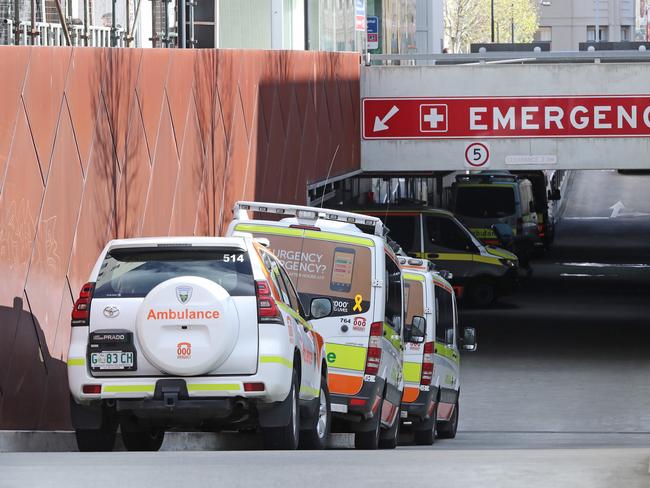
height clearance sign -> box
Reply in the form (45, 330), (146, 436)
(362, 96), (650, 139)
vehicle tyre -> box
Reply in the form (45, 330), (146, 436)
(262, 370), (300, 450)
(354, 399), (382, 450)
(467, 279), (496, 307)
(437, 397), (459, 439)
(120, 418), (165, 452)
(300, 377), (331, 449)
(378, 404), (399, 449)
(414, 401), (438, 446)
(75, 410), (117, 452)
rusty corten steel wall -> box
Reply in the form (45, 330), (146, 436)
(0, 46), (360, 429)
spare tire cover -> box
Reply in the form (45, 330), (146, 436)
(136, 276), (239, 376)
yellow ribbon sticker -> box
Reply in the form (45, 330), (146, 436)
(353, 294), (363, 312)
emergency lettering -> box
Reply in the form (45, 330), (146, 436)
(363, 96), (650, 139)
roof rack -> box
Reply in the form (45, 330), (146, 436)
(233, 201), (385, 237)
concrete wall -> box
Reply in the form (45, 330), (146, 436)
(0, 46), (359, 429)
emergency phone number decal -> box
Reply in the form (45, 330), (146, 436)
(362, 96), (650, 139)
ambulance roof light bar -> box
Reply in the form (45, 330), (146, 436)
(233, 201), (385, 237)
(398, 257), (436, 272)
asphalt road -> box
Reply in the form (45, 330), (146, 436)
(2, 170), (650, 488)
(1, 449), (649, 488)
(460, 170), (650, 438)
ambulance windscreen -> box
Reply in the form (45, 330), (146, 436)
(455, 186), (515, 218)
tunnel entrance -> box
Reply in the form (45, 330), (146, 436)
(313, 168), (650, 448)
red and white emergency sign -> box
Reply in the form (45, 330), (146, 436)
(362, 96), (650, 140)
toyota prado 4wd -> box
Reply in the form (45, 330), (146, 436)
(399, 258), (476, 445)
(227, 202), (404, 450)
(67, 236), (332, 452)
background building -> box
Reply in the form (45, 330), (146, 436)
(415, 0), (444, 54)
(193, 0), (418, 52)
(535, 0), (641, 50)
(0, 0), (432, 53)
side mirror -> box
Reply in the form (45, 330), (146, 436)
(404, 318), (425, 344)
(461, 326), (477, 352)
(548, 189), (561, 201)
(310, 298), (333, 320)
(491, 223), (513, 246)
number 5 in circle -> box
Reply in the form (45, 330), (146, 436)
(465, 143), (490, 168)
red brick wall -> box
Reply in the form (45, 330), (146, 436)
(0, 46), (359, 429)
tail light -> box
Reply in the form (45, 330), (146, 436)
(71, 282), (95, 326)
(255, 280), (283, 324)
(537, 223), (545, 238)
(244, 382), (265, 392)
(516, 218), (523, 236)
(82, 384), (101, 394)
(364, 322), (383, 375)
(420, 341), (435, 386)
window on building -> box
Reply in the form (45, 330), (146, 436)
(587, 25), (608, 42)
(218, 0), (272, 48)
(534, 26), (552, 42)
(621, 25), (631, 41)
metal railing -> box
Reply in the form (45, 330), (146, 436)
(366, 49), (650, 66)
(2, 19), (125, 46)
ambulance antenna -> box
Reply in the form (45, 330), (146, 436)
(383, 178), (392, 234)
(320, 145), (340, 209)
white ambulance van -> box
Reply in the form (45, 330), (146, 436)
(399, 258), (477, 443)
(227, 202), (404, 449)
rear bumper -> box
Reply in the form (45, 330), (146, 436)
(400, 387), (436, 423)
(68, 326), (294, 404)
(329, 376), (384, 422)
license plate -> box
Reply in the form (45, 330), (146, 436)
(331, 403), (348, 413)
(90, 351), (135, 370)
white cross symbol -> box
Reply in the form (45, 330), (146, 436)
(423, 107), (445, 129)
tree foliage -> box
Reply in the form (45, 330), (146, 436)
(445, 0), (539, 53)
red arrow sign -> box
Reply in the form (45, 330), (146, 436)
(362, 96), (650, 140)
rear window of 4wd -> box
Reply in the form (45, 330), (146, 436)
(94, 248), (255, 298)
(455, 186), (516, 218)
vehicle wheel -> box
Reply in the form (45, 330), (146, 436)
(354, 399), (382, 450)
(378, 405), (399, 449)
(120, 418), (165, 452)
(75, 411), (117, 452)
(262, 370), (300, 450)
(414, 401), (438, 446)
(468, 279), (496, 307)
(300, 377), (331, 449)
(437, 398), (459, 439)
